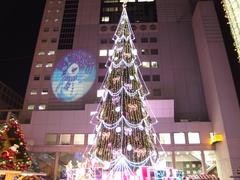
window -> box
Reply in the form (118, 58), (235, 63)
(143, 75), (151, 81)
(100, 39), (108, 44)
(142, 61), (150, 68)
(46, 134), (58, 145)
(188, 132), (200, 144)
(153, 89), (161, 96)
(73, 134), (85, 145)
(174, 132), (186, 144)
(43, 27), (49, 32)
(98, 76), (105, 82)
(53, 27), (59, 32)
(151, 49), (158, 55)
(88, 134), (96, 145)
(30, 90), (37, 95)
(54, 18), (59, 22)
(46, 63), (53, 68)
(150, 37), (157, 43)
(41, 39), (47, 43)
(27, 105), (35, 110)
(97, 89), (105, 97)
(99, 63), (106, 69)
(60, 134), (71, 145)
(41, 89), (48, 95)
(48, 51), (55, 56)
(44, 75), (51, 81)
(51, 38), (57, 43)
(108, 49), (114, 56)
(140, 25), (147, 31)
(141, 37), (148, 43)
(38, 104), (46, 110)
(133, 49), (138, 55)
(141, 49), (149, 55)
(151, 61), (159, 68)
(35, 63), (43, 68)
(99, 49), (108, 56)
(33, 76), (40, 81)
(101, 16), (110, 22)
(159, 133), (171, 144)
(152, 75), (160, 81)
(38, 52), (45, 56)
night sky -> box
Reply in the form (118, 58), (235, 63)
(0, 1), (46, 97)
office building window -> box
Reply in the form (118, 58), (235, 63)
(151, 61), (159, 68)
(38, 104), (46, 110)
(159, 133), (171, 144)
(44, 75), (51, 81)
(142, 61), (150, 68)
(27, 105), (35, 110)
(188, 132), (200, 144)
(60, 134), (71, 145)
(153, 89), (161, 96)
(99, 63), (106, 69)
(38, 52), (45, 56)
(88, 134), (96, 145)
(152, 75), (160, 81)
(174, 133), (186, 144)
(73, 134), (85, 145)
(48, 51), (55, 56)
(33, 76), (40, 81)
(141, 49), (149, 55)
(46, 63), (53, 68)
(30, 90), (38, 95)
(53, 27), (59, 32)
(108, 49), (114, 56)
(43, 27), (49, 32)
(143, 75), (151, 81)
(141, 37), (148, 43)
(41, 89), (48, 95)
(41, 39), (47, 43)
(99, 49), (108, 56)
(35, 63), (43, 68)
(51, 38), (57, 43)
(101, 16), (110, 22)
(98, 76), (105, 82)
(46, 134), (58, 145)
(151, 49), (158, 55)
(100, 39), (108, 44)
(150, 37), (157, 43)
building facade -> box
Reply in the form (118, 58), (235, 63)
(20, 0), (240, 180)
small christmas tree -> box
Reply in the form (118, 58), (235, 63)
(88, 0), (159, 176)
(0, 117), (32, 171)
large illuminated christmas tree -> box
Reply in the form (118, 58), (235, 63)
(88, 0), (159, 175)
(0, 117), (32, 171)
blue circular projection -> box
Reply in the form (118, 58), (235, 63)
(51, 50), (96, 102)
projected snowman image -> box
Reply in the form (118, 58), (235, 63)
(52, 50), (96, 102)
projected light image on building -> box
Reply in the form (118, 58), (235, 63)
(51, 50), (96, 102)
(222, 0), (240, 62)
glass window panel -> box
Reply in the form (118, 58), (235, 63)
(159, 133), (171, 144)
(151, 61), (159, 68)
(88, 134), (96, 145)
(99, 49), (108, 56)
(204, 151), (218, 176)
(73, 134), (85, 145)
(142, 61), (150, 68)
(60, 134), (71, 145)
(27, 105), (35, 110)
(38, 104), (46, 110)
(174, 132), (186, 144)
(46, 134), (58, 145)
(158, 151), (173, 168)
(30, 90), (37, 95)
(188, 132), (200, 144)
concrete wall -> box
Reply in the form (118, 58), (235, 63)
(192, 1), (240, 179)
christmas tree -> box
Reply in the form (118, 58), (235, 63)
(88, 0), (159, 175)
(0, 117), (32, 171)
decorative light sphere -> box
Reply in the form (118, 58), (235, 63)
(116, 127), (122, 133)
(127, 144), (132, 151)
(138, 125), (144, 131)
(115, 106), (121, 112)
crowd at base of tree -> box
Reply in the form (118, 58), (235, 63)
(0, 119), (32, 171)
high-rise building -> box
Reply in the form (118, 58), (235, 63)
(19, 0), (240, 180)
